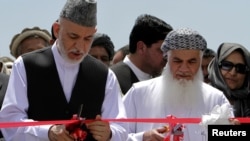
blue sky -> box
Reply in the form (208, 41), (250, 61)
(0, 0), (249, 59)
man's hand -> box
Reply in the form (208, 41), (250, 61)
(86, 115), (112, 141)
(143, 126), (166, 141)
(229, 118), (241, 125)
(48, 124), (75, 141)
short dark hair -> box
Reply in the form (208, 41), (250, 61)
(203, 48), (216, 58)
(129, 14), (173, 53)
(91, 33), (115, 60)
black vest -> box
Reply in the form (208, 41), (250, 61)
(110, 62), (139, 94)
(22, 48), (108, 140)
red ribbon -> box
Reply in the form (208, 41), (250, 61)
(0, 117), (250, 128)
(0, 117), (249, 141)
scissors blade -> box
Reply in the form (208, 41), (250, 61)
(77, 104), (83, 118)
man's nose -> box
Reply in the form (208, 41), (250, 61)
(179, 63), (190, 72)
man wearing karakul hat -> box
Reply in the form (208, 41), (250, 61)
(0, 0), (127, 141)
(123, 27), (235, 141)
(9, 26), (52, 58)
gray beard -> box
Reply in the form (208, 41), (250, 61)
(57, 42), (87, 64)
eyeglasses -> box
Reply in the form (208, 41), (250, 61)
(219, 61), (249, 74)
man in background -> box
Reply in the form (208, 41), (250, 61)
(202, 48), (216, 83)
(112, 44), (129, 65)
(111, 14), (173, 94)
(9, 26), (51, 59)
(0, 71), (9, 140)
(89, 33), (115, 67)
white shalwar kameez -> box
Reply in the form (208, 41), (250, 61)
(123, 76), (233, 141)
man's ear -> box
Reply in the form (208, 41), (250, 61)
(53, 21), (60, 39)
(136, 41), (147, 54)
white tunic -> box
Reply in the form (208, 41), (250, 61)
(0, 44), (128, 141)
(123, 76), (232, 141)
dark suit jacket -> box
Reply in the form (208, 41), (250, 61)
(110, 62), (139, 94)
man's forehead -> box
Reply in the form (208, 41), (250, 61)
(170, 49), (201, 59)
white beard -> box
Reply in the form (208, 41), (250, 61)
(151, 63), (205, 117)
(57, 42), (87, 64)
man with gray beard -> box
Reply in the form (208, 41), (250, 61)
(123, 27), (233, 141)
(0, 0), (127, 141)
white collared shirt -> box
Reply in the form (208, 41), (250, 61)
(123, 56), (151, 81)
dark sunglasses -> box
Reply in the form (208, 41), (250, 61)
(219, 61), (249, 74)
